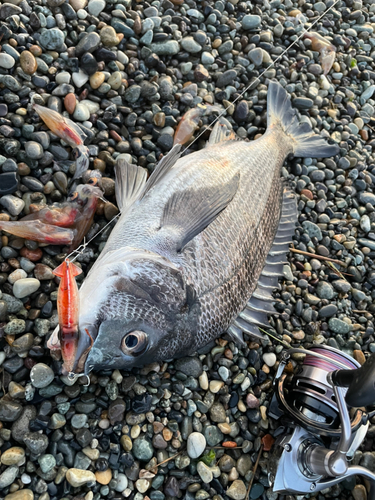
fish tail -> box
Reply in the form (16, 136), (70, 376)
(267, 81), (340, 158)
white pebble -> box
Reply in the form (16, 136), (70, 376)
(73, 102), (90, 121)
(13, 278), (41, 299)
(187, 432), (206, 459)
(88, 0), (105, 16)
(114, 473), (128, 492)
(77, 8), (88, 18)
(263, 352), (277, 367)
(0, 53), (15, 69)
(72, 69), (89, 88)
(55, 71), (71, 84)
(21, 473), (32, 484)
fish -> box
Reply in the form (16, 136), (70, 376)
(55, 81), (339, 374)
(0, 184), (103, 250)
(173, 104), (223, 146)
(304, 32), (336, 75)
(33, 104), (90, 180)
(53, 259), (82, 375)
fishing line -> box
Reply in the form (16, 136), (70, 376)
(182, 0), (340, 153)
(65, 0), (339, 262)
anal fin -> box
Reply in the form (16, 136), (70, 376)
(227, 187), (297, 343)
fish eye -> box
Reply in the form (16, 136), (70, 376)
(121, 330), (148, 356)
(69, 191), (78, 201)
(88, 177), (98, 186)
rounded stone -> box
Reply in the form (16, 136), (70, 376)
(187, 432), (206, 459)
(20, 51), (37, 75)
(0, 53), (15, 69)
(4, 490), (34, 500)
(25, 141), (44, 160)
(66, 468), (96, 487)
(132, 437), (154, 461)
(1, 447), (25, 466)
(30, 363), (54, 388)
(13, 278), (40, 299)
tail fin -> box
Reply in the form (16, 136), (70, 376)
(267, 81), (339, 158)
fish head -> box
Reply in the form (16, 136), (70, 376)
(76, 250), (200, 373)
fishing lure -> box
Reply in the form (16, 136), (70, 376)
(0, 184), (103, 251)
(53, 259), (82, 375)
(304, 32), (336, 76)
(33, 104), (89, 180)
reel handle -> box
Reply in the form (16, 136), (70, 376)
(332, 352), (375, 408)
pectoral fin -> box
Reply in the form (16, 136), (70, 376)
(115, 160), (148, 212)
(160, 173), (240, 252)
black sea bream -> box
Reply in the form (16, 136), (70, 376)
(65, 81), (339, 373)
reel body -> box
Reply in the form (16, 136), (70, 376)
(268, 345), (375, 496)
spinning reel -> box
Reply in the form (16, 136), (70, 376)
(268, 345), (375, 497)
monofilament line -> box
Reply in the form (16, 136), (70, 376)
(65, 0), (340, 262)
(183, 0), (340, 153)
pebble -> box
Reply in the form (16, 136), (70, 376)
(197, 461), (213, 483)
(263, 352), (277, 367)
(30, 363), (54, 388)
(66, 469), (96, 487)
(242, 15), (261, 30)
(4, 491), (34, 500)
(20, 51), (37, 75)
(0, 53), (15, 69)
(187, 432), (206, 458)
(0, 172), (18, 195)
(0, 195), (25, 216)
(1, 447), (25, 465)
(226, 480), (247, 500)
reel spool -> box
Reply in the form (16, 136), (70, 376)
(272, 345), (363, 437)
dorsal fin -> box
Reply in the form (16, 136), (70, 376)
(115, 160), (148, 212)
(141, 144), (182, 198)
(227, 188), (297, 343)
(53, 260), (82, 278)
(207, 118), (237, 146)
(159, 173), (240, 252)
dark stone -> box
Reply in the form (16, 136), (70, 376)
(0, 172), (18, 195)
(80, 52), (98, 75)
(164, 477), (180, 497)
(132, 394), (152, 414)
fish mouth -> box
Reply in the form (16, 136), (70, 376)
(85, 348), (123, 373)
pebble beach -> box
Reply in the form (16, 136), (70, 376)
(0, 0), (375, 500)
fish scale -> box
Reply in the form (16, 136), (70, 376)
(69, 82), (340, 373)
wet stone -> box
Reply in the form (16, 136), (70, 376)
(24, 432), (49, 455)
(132, 437), (154, 461)
(0, 195), (25, 216)
(30, 363), (54, 388)
(0, 401), (23, 422)
(0, 172), (18, 195)
(0, 466), (19, 489)
(174, 357), (203, 377)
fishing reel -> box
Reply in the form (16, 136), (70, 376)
(268, 345), (375, 497)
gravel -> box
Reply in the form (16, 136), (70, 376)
(0, 0), (375, 499)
